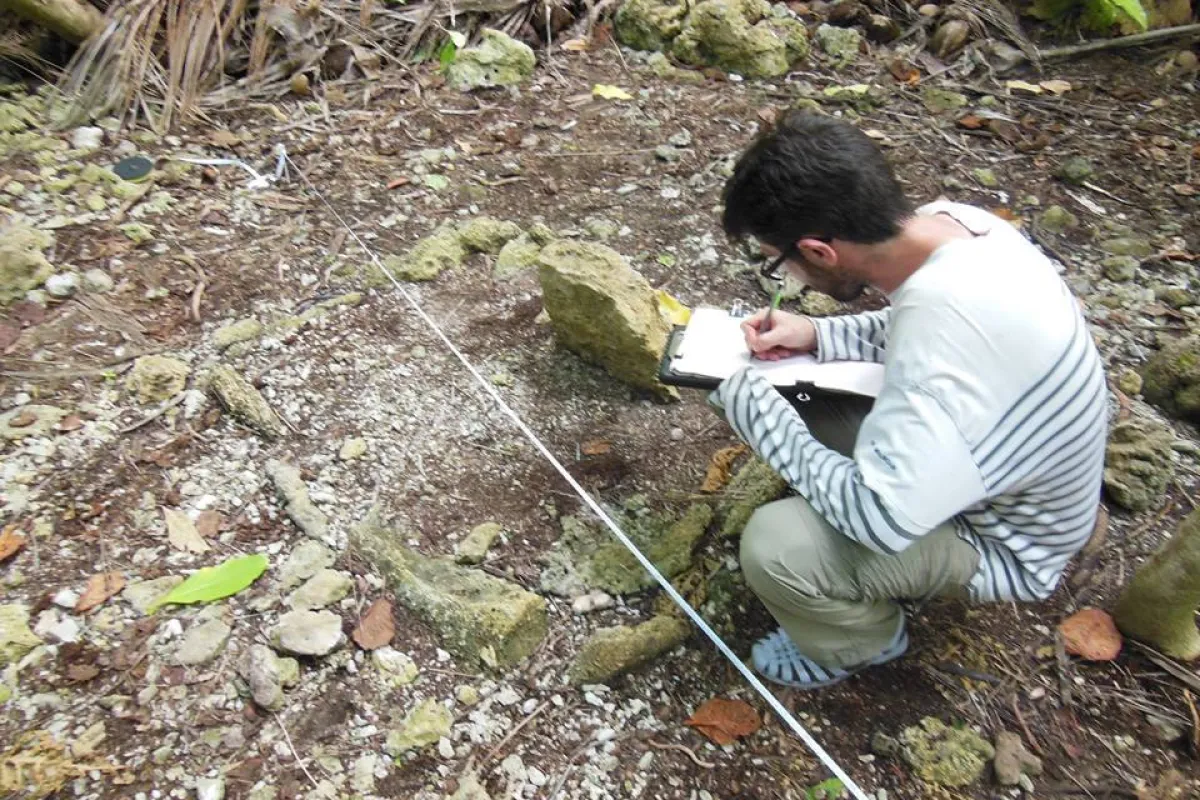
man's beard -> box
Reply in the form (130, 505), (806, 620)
(800, 262), (867, 302)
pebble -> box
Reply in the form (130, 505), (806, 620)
(660, 187), (681, 200)
(71, 126), (104, 150)
(34, 610), (80, 643)
(271, 609), (344, 656)
(338, 438), (368, 461)
(52, 589), (80, 609)
(668, 130), (693, 148)
(437, 737), (455, 758)
(82, 268), (115, 293)
(1028, 686), (1046, 700)
(176, 619), (232, 666)
(669, 427), (684, 441)
(45, 272), (81, 298)
(195, 777), (225, 800)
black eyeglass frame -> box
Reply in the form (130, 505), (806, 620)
(758, 237), (832, 281)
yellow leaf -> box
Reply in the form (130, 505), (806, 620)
(561, 38), (590, 52)
(655, 290), (691, 326)
(1005, 80), (1043, 95)
(593, 84), (633, 101)
(1039, 79), (1072, 95)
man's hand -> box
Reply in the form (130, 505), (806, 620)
(741, 309), (818, 361)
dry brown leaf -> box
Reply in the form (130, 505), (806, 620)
(1005, 79), (1043, 95)
(888, 59), (920, 85)
(67, 663), (100, 683)
(352, 599), (395, 650)
(757, 106), (779, 125)
(1039, 79), (1072, 95)
(956, 114), (984, 130)
(386, 176), (410, 190)
(1058, 608), (1122, 661)
(75, 572), (127, 613)
(0, 525), (26, 562)
(581, 439), (612, 456)
(561, 37), (590, 52)
(194, 510), (223, 539)
(1172, 184), (1196, 197)
(685, 697), (761, 745)
(208, 130), (241, 148)
(55, 414), (84, 432)
(163, 508), (211, 554)
(700, 445), (748, 493)
(9, 410), (36, 428)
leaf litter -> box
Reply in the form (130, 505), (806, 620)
(685, 697), (762, 746)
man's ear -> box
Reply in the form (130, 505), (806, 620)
(797, 237), (837, 267)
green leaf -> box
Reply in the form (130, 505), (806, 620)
(1094, 0), (1147, 30)
(805, 778), (845, 800)
(149, 553), (268, 613)
(438, 40), (458, 69)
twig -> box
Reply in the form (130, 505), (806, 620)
(1055, 630), (1074, 707)
(189, 280), (206, 322)
(119, 392), (186, 434)
(1080, 181), (1135, 207)
(480, 700), (551, 768)
(273, 711), (320, 789)
(647, 740), (716, 768)
(933, 661), (1003, 684)
(1036, 23), (1200, 61)
(1186, 689), (1200, 755)
(1010, 694), (1043, 755)
(1129, 641), (1200, 694)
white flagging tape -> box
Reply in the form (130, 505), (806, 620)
(281, 149), (872, 800)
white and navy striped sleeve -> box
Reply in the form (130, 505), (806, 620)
(712, 366), (988, 555)
(810, 308), (891, 363)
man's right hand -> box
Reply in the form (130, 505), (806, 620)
(740, 309), (818, 361)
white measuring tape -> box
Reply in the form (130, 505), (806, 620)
(273, 147), (872, 800)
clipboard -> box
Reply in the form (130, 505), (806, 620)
(657, 306), (884, 399)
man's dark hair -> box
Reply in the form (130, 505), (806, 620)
(721, 110), (912, 248)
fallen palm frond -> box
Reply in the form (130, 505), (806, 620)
(47, 0), (579, 133)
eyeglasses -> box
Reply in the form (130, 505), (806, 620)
(760, 248), (794, 281)
(759, 238), (830, 281)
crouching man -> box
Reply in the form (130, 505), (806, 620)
(709, 110), (1109, 690)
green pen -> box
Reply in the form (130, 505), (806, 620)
(761, 286), (783, 334)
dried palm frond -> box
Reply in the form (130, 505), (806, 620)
(51, 0), (588, 132)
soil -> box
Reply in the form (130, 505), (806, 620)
(2, 21), (1199, 800)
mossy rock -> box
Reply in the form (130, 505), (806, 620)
(717, 457), (788, 538)
(670, 0), (801, 79)
(0, 220), (53, 307)
(458, 217), (523, 254)
(541, 502), (713, 596)
(1103, 418), (1175, 512)
(445, 29), (536, 91)
(873, 717), (994, 787)
(377, 223), (467, 284)
(353, 511), (548, 670)
(567, 615), (691, 684)
(614, 0), (690, 51)
(1142, 336), (1200, 422)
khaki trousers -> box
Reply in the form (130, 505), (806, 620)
(738, 394), (981, 670)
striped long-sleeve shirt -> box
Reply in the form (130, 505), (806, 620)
(713, 201), (1109, 604)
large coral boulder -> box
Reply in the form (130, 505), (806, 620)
(614, 0), (691, 51)
(537, 241), (675, 399)
(353, 512), (548, 670)
(671, 0), (808, 78)
(445, 29), (536, 91)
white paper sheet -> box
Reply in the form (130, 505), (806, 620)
(669, 307), (885, 397)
